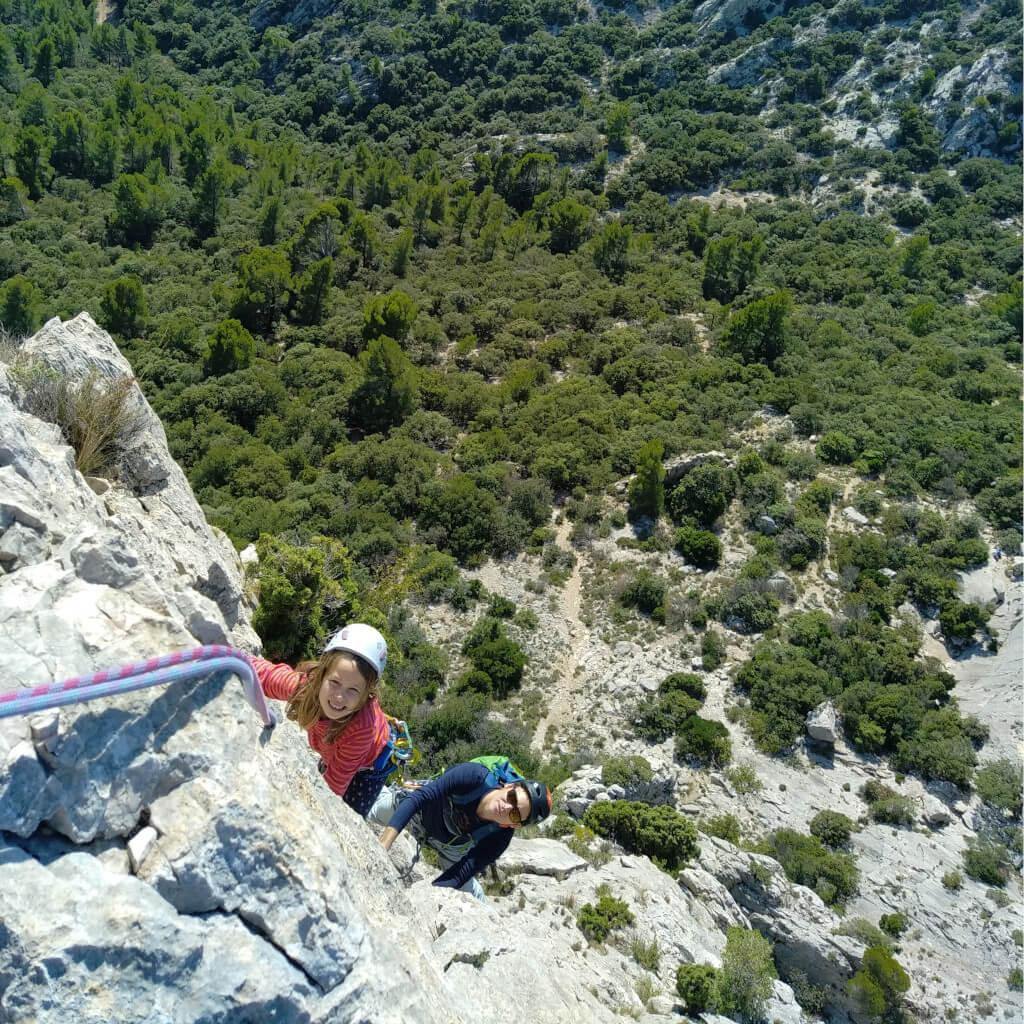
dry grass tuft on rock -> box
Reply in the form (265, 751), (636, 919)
(13, 362), (145, 478)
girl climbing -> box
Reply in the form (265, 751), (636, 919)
(250, 623), (401, 816)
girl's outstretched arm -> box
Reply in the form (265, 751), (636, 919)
(248, 656), (302, 701)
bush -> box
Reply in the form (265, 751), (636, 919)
(939, 598), (991, 643)
(718, 927), (777, 1021)
(879, 912), (907, 937)
(674, 525), (722, 568)
(661, 672), (707, 701)
(817, 429), (858, 464)
(675, 963), (720, 1015)
(809, 810), (857, 848)
(632, 690), (700, 741)
(726, 763), (763, 794)
(700, 813), (741, 844)
(486, 595), (517, 619)
(584, 800), (699, 872)
(619, 568), (667, 616)
(602, 755), (653, 789)
(759, 829), (859, 908)
(847, 946), (910, 1021)
(1008, 968), (1023, 991)
(941, 870), (962, 890)
(869, 796), (917, 826)
(975, 759), (1023, 818)
(577, 890), (634, 943)
(252, 534), (360, 663)
(701, 628), (726, 670)
(721, 588), (780, 633)
(963, 838), (1010, 887)
(674, 716), (732, 768)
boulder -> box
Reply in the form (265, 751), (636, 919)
(805, 701), (841, 744)
(842, 507), (870, 526)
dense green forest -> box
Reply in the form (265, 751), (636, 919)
(1, 0), (1021, 793)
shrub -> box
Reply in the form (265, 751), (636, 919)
(941, 870), (962, 890)
(700, 813), (741, 844)
(253, 534), (360, 663)
(721, 587), (780, 633)
(726, 763), (763, 794)
(1008, 968), (1023, 991)
(938, 598), (991, 643)
(718, 927), (777, 1021)
(602, 755), (653, 789)
(661, 672), (707, 701)
(879, 912), (907, 937)
(963, 838), (1010, 887)
(701, 628), (726, 670)
(809, 810), (857, 848)
(619, 568), (667, 616)
(674, 525), (722, 568)
(576, 891), (634, 943)
(975, 759), (1023, 818)
(632, 691), (700, 741)
(629, 936), (661, 972)
(583, 800), (699, 872)
(869, 797), (917, 826)
(667, 461), (735, 527)
(676, 963), (720, 1015)
(14, 364), (145, 478)
(759, 829), (859, 908)
(674, 716), (732, 768)
(817, 429), (858, 464)
(486, 595), (517, 619)
(847, 946), (910, 1020)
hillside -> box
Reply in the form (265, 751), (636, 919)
(0, 0), (1021, 1021)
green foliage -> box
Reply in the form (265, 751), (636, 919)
(628, 438), (665, 519)
(601, 755), (653, 789)
(633, 690), (701, 742)
(1, 276), (41, 337)
(362, 291), (418, 344)
(700, 812), (741, 844)
(674, 715), (732, 768)
(701, 629), (726, 671)
(667, 462), (735, 528)
(202, 319), (256, 377)
(938, 598), (991, 643)
(584, 800), (700, 872)
(674, 525), (721, 568)
(100, 277), (147, 337)
(718, 927), (777, 1022)
(941, 870), (962, 890)
(720, 290), (790, 366)
(809, 810), (857, 848)
(962, 838), (1010, 887)
(675, 964), (720, 1015)
(878, 912), (907, 937)
(252, 534), (359, 663)
(352, 335), (418, 434)
(974, 760), (1023, 818)
(861, 782), (917, 826)
(576, 891), (635, 943)
(758, 828), (859, 908)
(461, 615), (527, 698)
(847, 946), (910, 1022)
(619, 568), (666, 617)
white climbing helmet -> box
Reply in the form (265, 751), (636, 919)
(324, 623), (388, 677)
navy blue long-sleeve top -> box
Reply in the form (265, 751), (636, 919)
(387, 762), (514, 889)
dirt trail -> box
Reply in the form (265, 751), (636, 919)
(530, 519), (586, 751)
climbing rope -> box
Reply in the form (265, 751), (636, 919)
(0, 645), (277, 727)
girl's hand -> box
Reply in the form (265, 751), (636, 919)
(380, 826), (398, 851)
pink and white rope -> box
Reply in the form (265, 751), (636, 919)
(0, 646), (277, 726)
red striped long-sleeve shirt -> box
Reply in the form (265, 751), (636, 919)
(250, 657), (390, 797)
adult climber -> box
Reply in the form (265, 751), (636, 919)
(370, 761), (552, 900)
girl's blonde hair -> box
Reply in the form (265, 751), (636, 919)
(286, 650), (380, 744)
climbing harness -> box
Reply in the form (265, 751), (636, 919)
(0, 646), (277, 727)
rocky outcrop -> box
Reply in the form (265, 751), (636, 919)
(0, 317), (814, 1024)
(559, 763), (676, 818)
